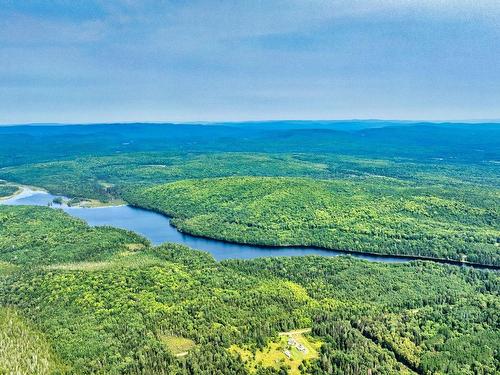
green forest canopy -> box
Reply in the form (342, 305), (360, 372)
(0, 122), (499, 373)
(0, 205), (499, 374)
(1, 151), (498, 266)
(0, 123), (498, 267)
(125, 176), (499, 266)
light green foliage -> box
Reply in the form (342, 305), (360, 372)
(161, 335), (196, 356)
(0, 307), (65, 374)
(2, 149), (498, 265)
(231, 257), (500, 374)
(0, 153), (332, 200)
(2, 151), (499, 200)
(0, 205), (149, 266)
(0, 261), (18, 281)
(127, 176), (500, 266)
(0, 124), (499, 373)
(0, 208), (498, 374)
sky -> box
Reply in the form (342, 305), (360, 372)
(1, 0), (500, 123)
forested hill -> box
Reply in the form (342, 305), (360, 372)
(0, 121), (498, 166)
(0, 122), (499, 372)
(1, 121), (498, 266)
(125, 176), (500, 266)
(1, 205), (499, 374)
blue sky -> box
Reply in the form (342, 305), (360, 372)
(1, 0), (499, 123)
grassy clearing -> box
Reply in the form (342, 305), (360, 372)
(160, 335), (196, 356)
(70, 198), (127, 208)
(125, 243), (147, 251)
(44, 251), (162, 271)
(0, 307), (64, 374)
(98, 181), (115, 189)
(45, 261), (113, 271)
(230, 329), (321, 374)
(0, 260), (18, 276)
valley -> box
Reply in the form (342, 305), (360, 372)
(0, 122), (498, 374)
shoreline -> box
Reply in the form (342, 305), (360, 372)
(172, 222), (500, 270)
(129, 203), (500, 270)
(2, 183), (498, 271)
(0, 185), (45, 202)
(0, 184), (126, 208)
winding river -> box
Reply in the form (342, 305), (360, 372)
(1, 187), (413, 263)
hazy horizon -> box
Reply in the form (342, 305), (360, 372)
(2, 118), (500, 127)
(2, 1), (499, 123)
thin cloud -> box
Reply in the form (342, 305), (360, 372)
(0, 0), (499, 123)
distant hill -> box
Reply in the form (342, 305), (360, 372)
(0, 121), (498, 167)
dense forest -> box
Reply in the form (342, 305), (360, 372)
(0, 206), (148, 266)
(0, 122), (498, 167)
(0, 205), (498, 374)
(1, 151), (498, 201)
(125, 176), (499, 266)
(0, 122), (499, 373)
(0, 124), (498, 266)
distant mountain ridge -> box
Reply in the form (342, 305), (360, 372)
(0, 121), (498, 167)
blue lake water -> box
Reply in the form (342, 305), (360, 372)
(1, 188), (408, 263)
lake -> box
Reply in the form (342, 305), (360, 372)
(1, 188), (409, 262)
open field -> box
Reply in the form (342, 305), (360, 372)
(230, 329), (322, 374)
(2, 0), (500, 370)
(161, 335), (196, 357)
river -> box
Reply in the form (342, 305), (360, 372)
(0, 187), (418, 263)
